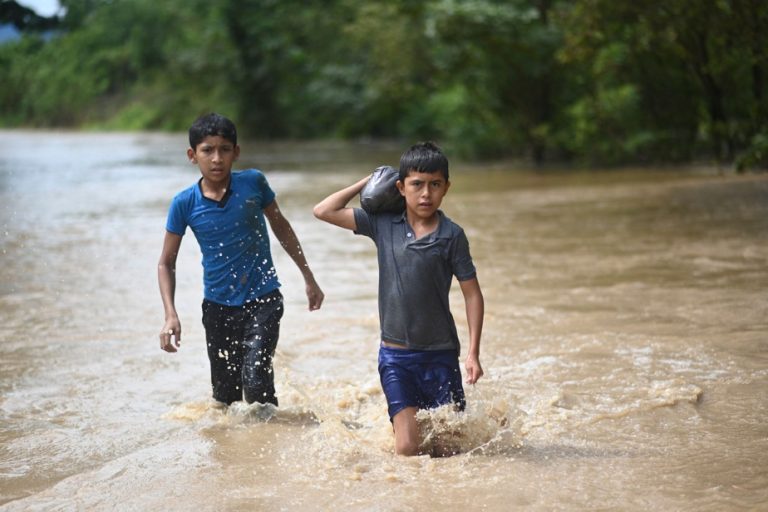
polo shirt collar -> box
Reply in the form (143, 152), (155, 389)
(394, 210), (451, 240)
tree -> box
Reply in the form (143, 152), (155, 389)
(0, 0), (59, 31)
(559, 0), (768, 165)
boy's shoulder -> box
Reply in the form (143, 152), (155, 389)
(172, 181), (198, 203)
(436, 211), (466, 238)
(231, 168), (270, 188)
(232, 168), (263, 178)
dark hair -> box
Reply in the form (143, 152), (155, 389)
(188, 113), (237, 149)
(399, 141), (449, 181)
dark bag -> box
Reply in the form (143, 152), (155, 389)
(360, 165), (405, 214)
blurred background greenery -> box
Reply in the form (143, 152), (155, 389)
(1, 0), (766, 169)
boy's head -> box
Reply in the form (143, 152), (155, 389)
(399, 141), (449, 181)
(396, 142), (451, 219)
(189, 113), (237, 150)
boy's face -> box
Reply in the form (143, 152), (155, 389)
(396, 170), (450, 220)
(187, 135), (240, 184)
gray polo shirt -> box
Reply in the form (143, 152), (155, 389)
(353, 208), (477, 352)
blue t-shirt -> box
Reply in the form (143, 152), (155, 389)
(353, 208), (477, 352)
(166, 169), (280, 306)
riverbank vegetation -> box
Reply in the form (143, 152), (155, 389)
(1, 0), (766, 168)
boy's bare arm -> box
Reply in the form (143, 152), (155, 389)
(312, 175), (371, 230)
(264, 200), (324, 311)
(459, 277), (484, 384)
(158, 231), (183, 352)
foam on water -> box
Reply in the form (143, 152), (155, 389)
(165, 400), (320, 427)
(416, 400), (525, 457)
(162, 359), (705, 465)
(163, 376), (527, 463)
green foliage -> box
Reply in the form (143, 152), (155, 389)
(559, 0), (767, 165)
(0, 0), (766, 166)
(425, 0), (566, 160)
(424, 83), (514, 158)
(0, 0), (60, 31)
(737, 131), (768, 171)
(564, 84), (646, 164)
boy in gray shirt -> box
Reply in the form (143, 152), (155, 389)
(314, 142), (484, 456)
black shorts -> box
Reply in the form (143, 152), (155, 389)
(201, 289), (284, 405)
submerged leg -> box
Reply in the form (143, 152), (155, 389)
(241, 291), (284, 406)
(392, 406), (421, 456)
(202, 300), (245, 405)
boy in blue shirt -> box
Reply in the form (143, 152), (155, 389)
(313, 142), (484, 456)
(158, 113), (324, 407)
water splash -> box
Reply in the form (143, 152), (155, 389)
(417, 399), (525, 457)
(163, 400), (319, 428)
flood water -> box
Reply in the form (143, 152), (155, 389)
(1, 130), (766, 511)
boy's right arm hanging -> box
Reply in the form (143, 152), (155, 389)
(158, 231), (183, 352)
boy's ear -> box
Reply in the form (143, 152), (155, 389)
(396, 179), (405, 196)
(187, 147), (196, 163)
(234, 144), (240, 161)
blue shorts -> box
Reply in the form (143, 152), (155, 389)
(378, 346), (466, 420)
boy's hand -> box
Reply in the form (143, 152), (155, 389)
(160, 318), (182, 352)
(305, 278), (324, 311)
(464, 353), (484, 384)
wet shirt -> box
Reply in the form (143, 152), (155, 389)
(166, 169), (280, 306)
(353, 208), (476, 352)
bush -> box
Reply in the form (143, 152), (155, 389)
(736, 131), (768, 172)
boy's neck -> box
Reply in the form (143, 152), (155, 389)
(200, 176), (231, 201)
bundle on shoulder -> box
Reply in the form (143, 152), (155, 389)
(360, 165), (405, 214)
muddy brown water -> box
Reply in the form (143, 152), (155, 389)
(1, 131), (766, 511)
